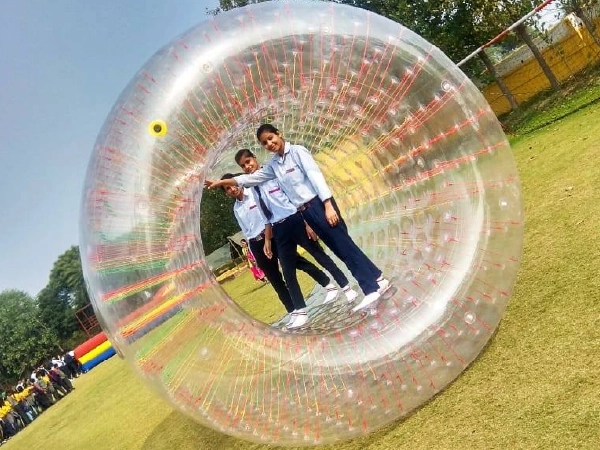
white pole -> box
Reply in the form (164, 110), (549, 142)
(457, 0), (559, 67)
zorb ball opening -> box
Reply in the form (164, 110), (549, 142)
(80, 1), (524, 446)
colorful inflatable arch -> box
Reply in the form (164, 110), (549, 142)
(74, 332), (116, 372)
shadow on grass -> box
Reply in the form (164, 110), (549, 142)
(141, 411), (243, 449)
(244, 281), (271, 294)
(141, 409), (401, 450)
(516, 95), (600, 136)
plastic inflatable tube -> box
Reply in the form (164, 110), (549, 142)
(79, 1), (524, 446)
(74, 332), (108, 360)
(81, 347), (117, 372)
(79, 340), (113, 365)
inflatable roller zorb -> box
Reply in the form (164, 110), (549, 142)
(79, 1), (524, 446)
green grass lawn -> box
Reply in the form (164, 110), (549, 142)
(6, 102), (600, 449)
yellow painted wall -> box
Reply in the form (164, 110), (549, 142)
(483, 19), (600, 116)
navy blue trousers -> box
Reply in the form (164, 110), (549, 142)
(249, 235), (330, 313)
(273, 211), (350, 310)
(300, 197), (381, 295)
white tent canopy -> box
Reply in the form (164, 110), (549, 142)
(206, 231), (244, 270)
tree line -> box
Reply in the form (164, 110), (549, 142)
(0, 189), (239, 387)
(0, 246), (89, 386)
(210, 0), (600, 112)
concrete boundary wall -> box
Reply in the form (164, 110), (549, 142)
(483, 10), (600, 116)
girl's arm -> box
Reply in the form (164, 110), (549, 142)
(204, 178), (238, 189)
(293, 145), (333, 202)
(235, 164), (277, 187)
(263, 224), (274, 259)
(294, 145), (339, 226)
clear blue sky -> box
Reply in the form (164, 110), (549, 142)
(0, 0), (218, 296)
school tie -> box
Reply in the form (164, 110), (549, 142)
(253, 186), (273, 220)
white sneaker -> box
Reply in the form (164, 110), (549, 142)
(288, 311), (308, 328)
(343, 286), (359, 302)
(377, 278), (390, 294)
(277, 312), (292, 325)
(352, 292), (380, 312)
(323, 284), (340, 304)
(286, 311), (297, 325)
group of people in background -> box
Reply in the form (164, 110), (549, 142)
(205, 124), (390, 329)
(0, 352), (82, 444)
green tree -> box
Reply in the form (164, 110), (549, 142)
(200, 187), (240, 254)
(214, 0), (536, 61)
(208, 0), (250, 15)
(514, 21), (561, 91)
(0, 290), (58, 384)
(215, 0), (564, 107)
(37, 283), (79, 343)
(37, 246), (89, 345)
(48, 246), (90, 310)
(350, 0), (550, 106)
(561, 0), (600, 48)
(214, 0), (540, 108)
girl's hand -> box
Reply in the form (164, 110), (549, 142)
(204, 179), (220, 189)
(324, 201), (339, 227)
(305, 222), (319, 241)
(263, 239), (273, 259)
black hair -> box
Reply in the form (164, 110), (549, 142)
(234, 148), (255, 164)
(219, 172), (245, 191)
(220, 173), (236, 191)
(256, 123), (279, 141)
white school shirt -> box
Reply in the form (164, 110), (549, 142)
(232, 189), (270, 240)
(255, 178), (298, 223)
(51, 358), (64, 368)
(235, 142), (332, 207)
